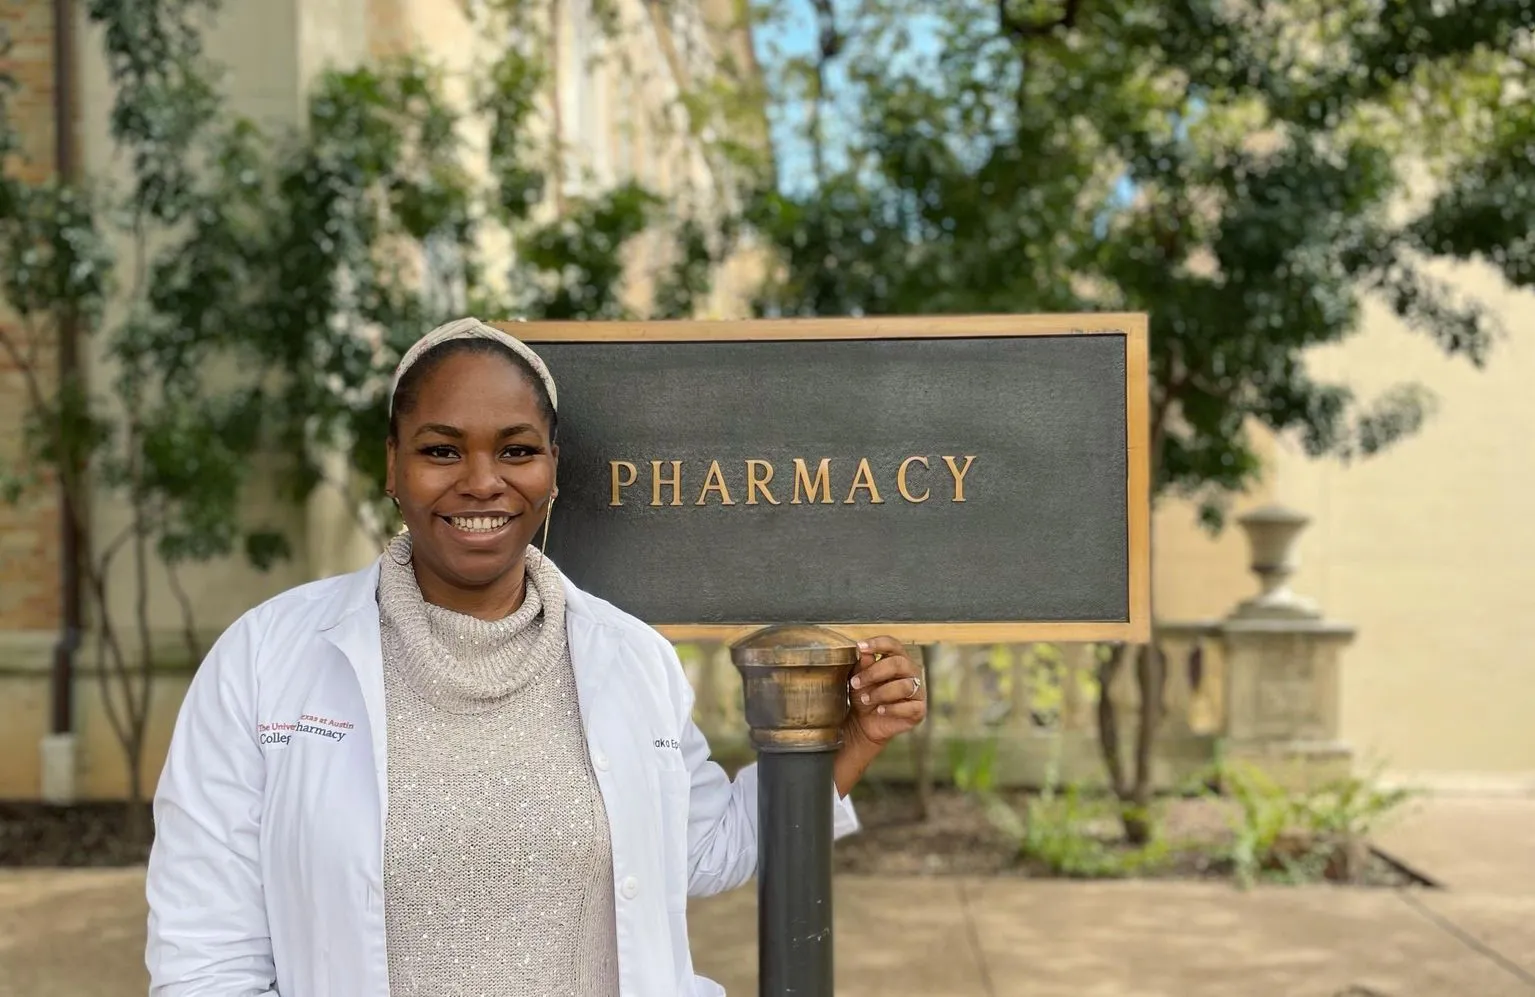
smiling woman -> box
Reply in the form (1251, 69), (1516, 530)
(385, 326), (562, 616)
(143, 316), (927, 997)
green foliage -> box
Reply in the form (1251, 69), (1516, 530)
(744, 0), (1532, 851)
(0, 0), (269, 811)
(968, 763), (1414, 885)
(1218, 762), (1414, 888)
(968, 715), (1172, 878)
(653, 216), (732, 320)
(747, 0), (1534, 526)
(11, 0), (723, 556)
(520, 181), (660, 319)
(999, 785), (1173, 879)
(0, 1), (727, 805)
(946, 735), (999, 794)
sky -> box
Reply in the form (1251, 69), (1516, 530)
(748, 0), (943, 195)
(747, 1), (1143, 228)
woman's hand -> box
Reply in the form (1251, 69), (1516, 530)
(832, 636), (926, 796)
(845, 636), (927, 748)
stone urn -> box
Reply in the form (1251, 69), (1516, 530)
(1234, 503), (1319, 620)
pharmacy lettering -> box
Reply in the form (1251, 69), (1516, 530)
(608, 456), (978, 507)
(257, 713), (355, 747)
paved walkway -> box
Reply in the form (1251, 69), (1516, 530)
(3, 870), (1532, 997)
(2, 797), (1532, 997)
(691, 878), (1535, 997)
(1374, 796), (1535, 893)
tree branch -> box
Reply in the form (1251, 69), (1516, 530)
(85, 545), (130, 765)
(1131, 642), (1165, 805)
(0, 319), (52, 421)
(1095, 643), (1129, 798)
(165, 561), (203, 667)
(809, 0), (844, 60)
(807, 0), (843, 186)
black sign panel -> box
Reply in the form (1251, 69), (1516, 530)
(514, 315), (1149, 643)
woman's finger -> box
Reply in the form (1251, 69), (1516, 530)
(856, 635), (907, 661)
(852, 673), (923, 709)
(871, 699), (927, 721)
(851, 652), (916, 691)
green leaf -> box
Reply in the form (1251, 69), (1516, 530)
(244, 530), (293, 572)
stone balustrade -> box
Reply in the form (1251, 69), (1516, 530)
(674, 502), (1354, 790)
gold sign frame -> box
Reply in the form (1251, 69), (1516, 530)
(503, 313), (1151, 645)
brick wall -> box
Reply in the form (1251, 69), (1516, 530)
(0, 0), (61, 633)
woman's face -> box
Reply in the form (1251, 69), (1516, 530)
(385, 349), (558, 595)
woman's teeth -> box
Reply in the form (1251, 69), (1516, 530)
(450, 515), (510, 533)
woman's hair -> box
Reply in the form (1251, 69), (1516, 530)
(387, 337), (559, 442)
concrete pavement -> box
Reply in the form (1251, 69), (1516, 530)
(3, 869), (1533, 997)
(688, 878), (1535, 997)
(3, 796), (1533, 996)
(1374, 796), (1535, 894)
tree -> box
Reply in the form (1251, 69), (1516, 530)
(0, 1), (278, 836)
(742, 0), (1534, 840)
(0, 0), (725, 834)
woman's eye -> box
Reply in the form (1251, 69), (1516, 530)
(422, 445), (458, 460)
(501, 446), (536, 460)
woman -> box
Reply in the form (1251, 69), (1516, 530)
(144, 317), (927, 997)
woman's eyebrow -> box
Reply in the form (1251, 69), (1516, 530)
(411, 423), (540, 439)
(412, 423), (463, 440)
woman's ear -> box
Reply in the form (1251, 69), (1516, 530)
(385, 437), (398, 497)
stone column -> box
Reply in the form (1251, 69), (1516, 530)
(1218, 504), (1355, 787)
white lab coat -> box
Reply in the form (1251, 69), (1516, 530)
(144, 558), (861, 997)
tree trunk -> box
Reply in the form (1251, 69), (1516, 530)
(1095, 641), (1167, 844)
(1123, 642), (1166, 845)
(1095, 644), (1129, 798)
(124, 744), (151, 851)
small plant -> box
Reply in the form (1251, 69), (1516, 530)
(1006, 785), (1172, 879)
(1220, 762), (1414, 887)
(974, 725), (1173, 879)
(946, 735), (999, 794)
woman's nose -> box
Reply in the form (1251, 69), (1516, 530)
(457, 453), (506, 498)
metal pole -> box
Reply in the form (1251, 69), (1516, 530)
(730, 624), (859, 997)
(49, 0), (81, 740)
(757, 751), (836, 996)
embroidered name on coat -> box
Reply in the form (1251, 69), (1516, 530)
(258, 713), (355, 746)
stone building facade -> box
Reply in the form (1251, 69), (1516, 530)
(0, 0), (765, 799)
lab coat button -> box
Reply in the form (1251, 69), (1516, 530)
(621, 876), (639, 899)
(594, 751), (610, 771)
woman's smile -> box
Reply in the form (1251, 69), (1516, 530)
(443, 513), (515, 534)
(436, 511), (521, 552)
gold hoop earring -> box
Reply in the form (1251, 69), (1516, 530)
(539, 493), (556, 554)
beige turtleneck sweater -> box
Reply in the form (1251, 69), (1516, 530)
(377, 534), (619, 997)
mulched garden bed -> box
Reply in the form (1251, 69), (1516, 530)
(834, 783), (1427, 888)
(0, 802), (153, 867)
(3, 785), (1426, 889)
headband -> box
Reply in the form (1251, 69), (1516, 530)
(389, 317), (559, 414)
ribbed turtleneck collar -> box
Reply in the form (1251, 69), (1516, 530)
(377, 533), (569, 714)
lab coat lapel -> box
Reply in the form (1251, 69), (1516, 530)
(318, 560), (390, 835)
(563, 580), (616, 733)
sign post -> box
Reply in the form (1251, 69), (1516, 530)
(730, 624), (858, 997)
(510, 313), (1151, 996)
